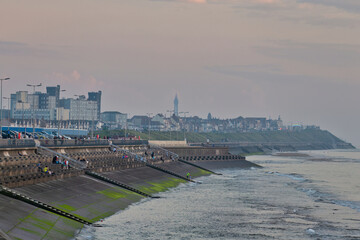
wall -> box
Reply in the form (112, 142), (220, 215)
(149, 140), (187, 147)
(165, 146), (229, 156)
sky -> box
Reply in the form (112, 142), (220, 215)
(1, 0), (360, 145)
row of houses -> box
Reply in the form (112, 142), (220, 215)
(100, 111), (285, 133)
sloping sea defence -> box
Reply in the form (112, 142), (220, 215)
(0, 160), (223, 240)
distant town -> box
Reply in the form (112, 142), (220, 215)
(0, 85), (320, 137)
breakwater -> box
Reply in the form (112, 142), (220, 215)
(0, 139), (254, 240)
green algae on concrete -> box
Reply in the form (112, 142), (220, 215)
(7, 209), (83, 240)
(48, 186), (143, 224)
(191, 169), (211, 178)
(96, 188), (136, 200)
(138, 177), (187, 194)
(57, 204), (77, 212)
(17, 227), (42, 237)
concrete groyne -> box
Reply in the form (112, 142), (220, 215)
(0, 139), (250, 240)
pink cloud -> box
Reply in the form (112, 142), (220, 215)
(254, 0), (281, 3)
(46, 70), (103, 94)
(188, 0), (207, 3)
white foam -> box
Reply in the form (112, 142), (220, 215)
(306, 228), (316, 235)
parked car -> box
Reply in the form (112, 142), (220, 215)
(41, 131), (55, 139)
(2, 130), (12, 139)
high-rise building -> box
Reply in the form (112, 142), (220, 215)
(88, 91), (102, 120)
(46, 85), (60, 107)
(60, 98), (98, 121)
(174, 94), (179, 117)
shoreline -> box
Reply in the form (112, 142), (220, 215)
(0, 158), (257, 240)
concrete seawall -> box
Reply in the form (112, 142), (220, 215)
(0, 141), (251, 240)
(0, 162), (212, 240)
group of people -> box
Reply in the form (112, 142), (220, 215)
(37, 162), (55, 175)
(52, 155), (70, 169)
(35, 155), (72, 176)
(145, 151), (156, 159)
(77, 157), (89, 166)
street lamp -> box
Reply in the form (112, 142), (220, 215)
(146, 113), (153, 140)
(74, 95), (82, 136)
(91, 106), (95, 138)
(17, 100), (26, 134)
(57, 89), (66, 136)
(167, 110), (174, 140)
(124, 113), (129, 139)
(179, 111), (189, 140)
(27, 83), (42, 136)
(0, 77), (10, 138)
(3, 97), (10, 129)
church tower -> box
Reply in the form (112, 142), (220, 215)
(174, 94), (179, 117)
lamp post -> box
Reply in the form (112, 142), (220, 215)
(146, 113), (153, 140)
(179, 111), (189, 140)
(17, 100), (25, 134)
(91, 107), (95, 139)
(167, 110), (174, 140)
(124, 113), (128, 139)
(74, 95), (82, 137)
(57, 89), (66, 136)
(0, 77), (10, 138)
(3, 97), (10, 127)
(60, 89), (66, 133)
(26, 83), (42, 136)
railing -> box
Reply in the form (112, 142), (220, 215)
(110, 144), (165, 163)
(0, 139), (36, 148)
(37, 145), (87, 169)
(38, 139), (110, 147)
(111, 140), (148, 146)
(189, 142), (321, 147)
(149, 144), (179, 160)
(0, 138), (149, 149)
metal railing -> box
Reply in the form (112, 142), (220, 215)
(38, 139), (110, 147)
(149, 144), (179, 160)
(0, 138), (148, 149)
(37, 145), (87, 169)
(0, 139), (36, 148)
(111, 139), (148, 146)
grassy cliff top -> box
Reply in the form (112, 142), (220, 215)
(96, 129), (348, 145)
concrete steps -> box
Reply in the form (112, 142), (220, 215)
(0, 185), (91, 225)
(146, 163), (194, 182)
(177, 159), (222, 175)
(85, 171), (156, 198)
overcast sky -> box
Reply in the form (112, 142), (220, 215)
(1, 0), (360, 145)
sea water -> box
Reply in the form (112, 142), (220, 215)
(77, 149), (360, 240)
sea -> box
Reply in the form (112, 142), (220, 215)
(76, 149), (360, 240)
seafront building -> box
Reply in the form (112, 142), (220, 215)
(7, 86), (101, 131)
(101, 111), (127, 130)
